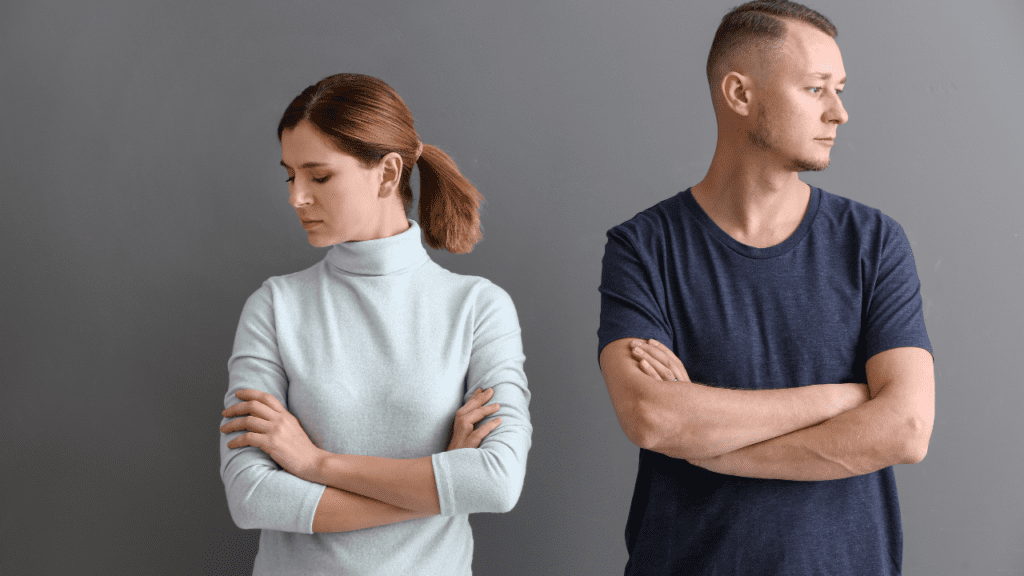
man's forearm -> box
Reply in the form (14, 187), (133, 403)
(633, 377), (868, 459)
(602, 339), (869, 460)
(310, 453), (441, 514)
(688, 393), (925, 480)
(312, 486), (432, 533)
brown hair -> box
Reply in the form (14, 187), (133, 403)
(706, 0), (837, 85)
(278, 73), (483, 254)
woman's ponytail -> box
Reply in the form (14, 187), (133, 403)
(415, 144), (483, 254)
(277, 73), (484, 253)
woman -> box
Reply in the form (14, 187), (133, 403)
(218, 73), (532, 575)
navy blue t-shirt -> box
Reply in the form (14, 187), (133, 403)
(598, 187), (932, 576)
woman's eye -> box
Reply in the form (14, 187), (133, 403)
(809, 86), (822, 94)
(312, 175), (331, 184)
(285, 176), (295, 183)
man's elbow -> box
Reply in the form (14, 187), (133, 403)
(621, 395), (707, 459)
(898, 414), (933, 464)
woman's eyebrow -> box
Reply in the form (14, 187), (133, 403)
(280, 160), (331, 169)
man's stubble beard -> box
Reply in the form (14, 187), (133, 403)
(746, 102), (830, 172)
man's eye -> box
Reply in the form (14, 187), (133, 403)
(809, 87), (822, 94)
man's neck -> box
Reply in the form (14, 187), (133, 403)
(691, 151), (812, 249)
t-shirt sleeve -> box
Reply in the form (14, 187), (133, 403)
(597, 225), (673, 361)
(862, 219), (933, 360)
(219, 283), (326, 533)
(430, 282), (532, 516)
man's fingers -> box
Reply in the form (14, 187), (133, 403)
(649, 357), (674, 380)
(646, 340), (678, 362)
(639, 359), (663, 380)
(645, 339), (690, 380)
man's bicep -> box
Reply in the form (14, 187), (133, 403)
(865, 346), (935, 461)
(600, 338), (657, 446)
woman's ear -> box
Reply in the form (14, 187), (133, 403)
(377, 152), (403, 198)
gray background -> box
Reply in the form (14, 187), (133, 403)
(3, 0), (1022, 574)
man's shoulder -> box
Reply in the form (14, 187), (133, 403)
(816, 188), (901, 230)
(605, 191), (687, 243)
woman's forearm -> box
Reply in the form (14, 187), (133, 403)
(310, 452), (442, 514)
(312, 485), (433, 533)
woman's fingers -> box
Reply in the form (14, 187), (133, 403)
(220, 414), (270, 435)
(464, 402), (501, 424)
(234, 389), (286, 412)
(466, 417), (502, 446)
(457, 388), (493, 415)
(447, 388), (502, 450)
(222, 399), (277, 421)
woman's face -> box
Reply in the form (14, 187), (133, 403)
(280, 120), (404, 247)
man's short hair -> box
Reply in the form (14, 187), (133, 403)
(706, 0), (838, 86)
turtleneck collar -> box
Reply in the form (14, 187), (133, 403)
(325, 220), (429, 276)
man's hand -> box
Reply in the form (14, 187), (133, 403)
(446, 387), (502, 451)
(221, 389), (325, 480)
(630, 339), (691, 382)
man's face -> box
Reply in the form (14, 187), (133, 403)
(747, 19), (848, 172)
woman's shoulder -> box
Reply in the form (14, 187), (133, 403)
(420, 263), (517, 312)
(240, 260), (328, 307)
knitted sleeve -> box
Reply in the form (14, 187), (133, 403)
(219, 283), (326, 533)
(430, 281), (532, 515)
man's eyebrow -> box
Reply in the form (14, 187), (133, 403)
(807, 72), (846, 83)
(280, 160), (330, 169)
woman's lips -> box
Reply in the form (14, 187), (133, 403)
(301, 220), (322, 230)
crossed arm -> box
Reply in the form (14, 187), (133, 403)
(600, 338), (934, 481)
(221, 387), (502, 533)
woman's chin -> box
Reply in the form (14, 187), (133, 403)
(306, 233), (336, 248)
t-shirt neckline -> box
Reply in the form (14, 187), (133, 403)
(679, 186), (821, 259)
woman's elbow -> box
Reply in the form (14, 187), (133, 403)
(226, 497), (260, 530)
(491, 479), (523, 513)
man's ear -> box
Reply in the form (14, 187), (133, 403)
(377, 152), (403, 198)
(721, 71), (755, 117)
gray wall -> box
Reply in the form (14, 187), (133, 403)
(3, 1), (1022, 574)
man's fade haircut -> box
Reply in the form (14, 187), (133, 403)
(705, 0), (837, 87)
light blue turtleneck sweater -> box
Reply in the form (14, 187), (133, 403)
(219, 220), (531, 575)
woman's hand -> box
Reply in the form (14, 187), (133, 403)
(446, 387), (502, 451)
(630, 338), (691, 382)
(221, 389), (324, 480)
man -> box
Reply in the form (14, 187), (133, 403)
(597, 1), (934, 574)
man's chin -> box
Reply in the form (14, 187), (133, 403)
(791, 156), (831, 172)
